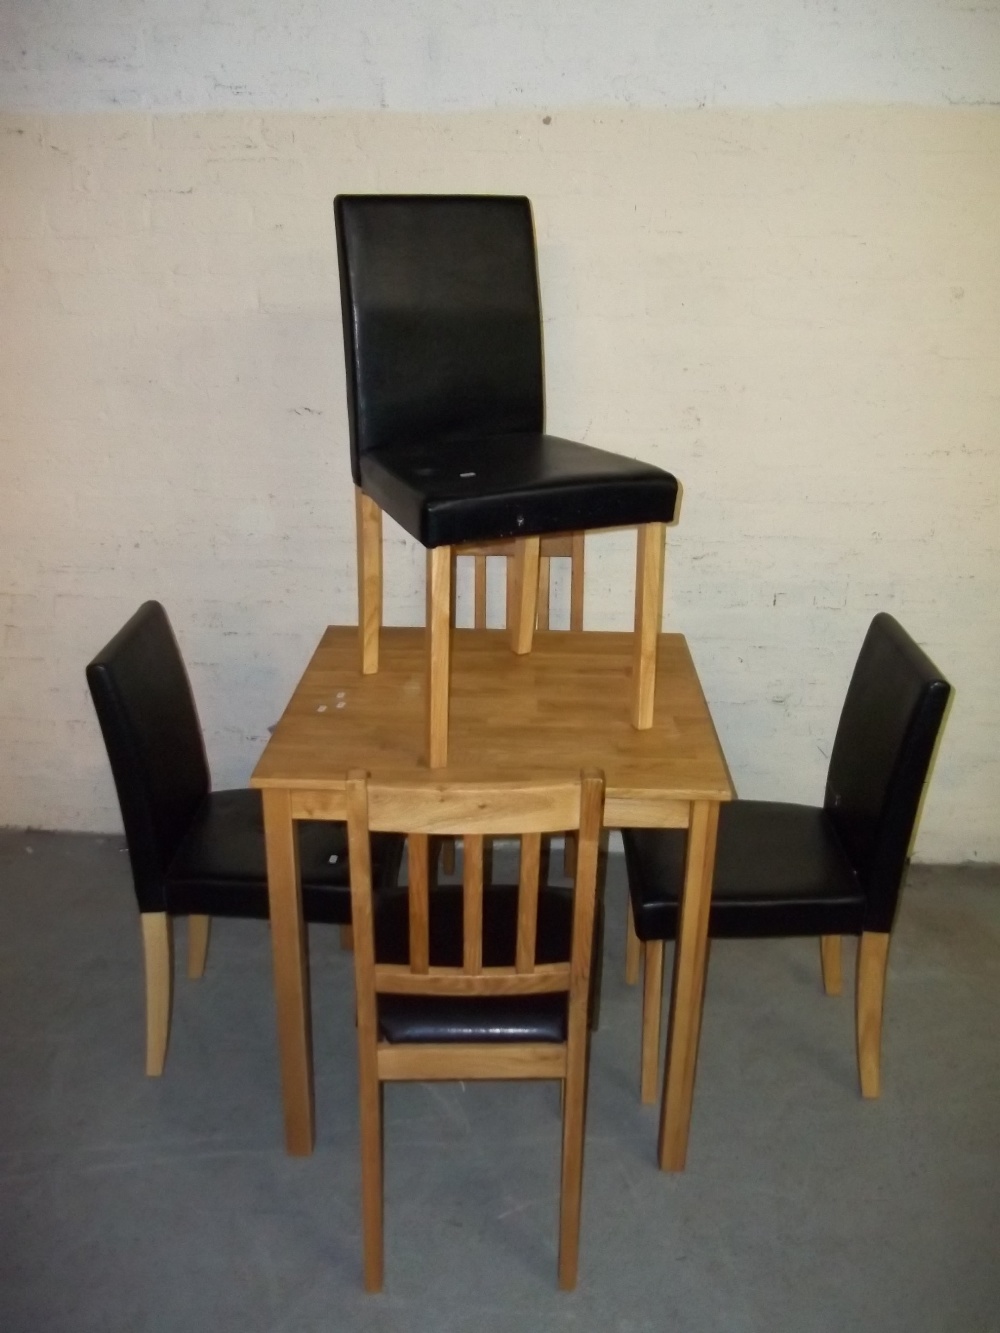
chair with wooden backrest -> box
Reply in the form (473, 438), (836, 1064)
(622, 613), (951, 1107)
(336, 195), (678, 768)
(345, 769), (605, 1291)
(456, 530), (587, 635)
(439, 531), (587, 877)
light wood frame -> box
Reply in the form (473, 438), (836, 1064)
(139, 912), (213, 1076)
(140, 912), (173, 1077)
(355, 487), (666, 768)
(441, 532), (587, 878)
(345, 770), (605, 1292)
(625, 912), (893, 1108)
(251, 625), (734, 1168)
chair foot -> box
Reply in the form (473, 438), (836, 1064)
(625, 897), (641, 986)
(187, 914), (210, 979)
(359, 1074), (384, 1291)
(856, 932), (890, 1098)
(640, 938), (665, 1104)
(820, 935), (842, 996)
(557, 1039), (588, 1290)
(141, 912), (173, 1076)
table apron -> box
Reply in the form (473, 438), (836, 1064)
(284, 786), (694, 830)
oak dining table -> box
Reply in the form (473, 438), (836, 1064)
(250, 624), (733, 1170)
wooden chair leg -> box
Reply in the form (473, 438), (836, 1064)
(510, 536), (541, 655)
(640, 938), (665, 1104)
(536, 554), (551, 631)
(426, 545), (452, 768)
(820, 935), (842, 995)
(359, 1065), (384, 1291)
(187, 914), (210, 979)
(557, 1035), (589, 1290)
(140, 912), (173, 1077)
(474, 553), (488, 629)
(569, 533), (585, 632)
(625, 897), (642, 987)
(339, 925), (354, 951)
(631, 522), (666, 729)
(856, 932), (890, 1098)
(355, 487), (382, 675)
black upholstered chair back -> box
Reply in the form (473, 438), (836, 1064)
(86, 601), (210, 912)
(335, 195), (544, 480)
(824, 613), (951, 932)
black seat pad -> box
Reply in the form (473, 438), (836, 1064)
(360, 433), (678, 548)
(374, 881), (575, 1044)
(624, 801), (866, 941)
(164, 789), (402, 924)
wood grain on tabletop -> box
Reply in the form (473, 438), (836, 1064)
(251, 627), (733, 823)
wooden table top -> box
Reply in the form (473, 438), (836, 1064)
(251, 627), (734, 828)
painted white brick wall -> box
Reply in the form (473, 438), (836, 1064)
(1, 0), (998, 859)
(2, 0), (999, 111)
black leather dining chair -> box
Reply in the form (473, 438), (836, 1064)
(334, 194), (679, 766)
(86, 601), (404, 1076)
(622, 613), (951, 1105)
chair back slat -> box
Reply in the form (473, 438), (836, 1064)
(516, 834), (542, 973)
(570, 533), (585, 631)
(456, 533), (585, 631)
(463, 835), (485, 973)
(474, 555), (488, 629)
(536, 557), (551, 630)
(407, 833), (431, 974)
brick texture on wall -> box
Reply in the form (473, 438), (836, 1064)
(1, 107), (998, 858)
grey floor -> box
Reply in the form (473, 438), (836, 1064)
(1, 831), (998, 1333)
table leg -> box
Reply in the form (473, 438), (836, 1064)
(657, 799), (719, 1171)
(262, 787), (315, 1156)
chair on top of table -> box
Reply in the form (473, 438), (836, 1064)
(335, 193), (678, 767)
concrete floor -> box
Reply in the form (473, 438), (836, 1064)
(1, 829), (997, 1332)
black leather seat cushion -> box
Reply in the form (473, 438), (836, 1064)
(378, 993), (567, 1045)
(623, 801), (866, 941)
(373, 881), (577, 1044)
(165, 789), (403, 924)
(360, 433), (678, 549)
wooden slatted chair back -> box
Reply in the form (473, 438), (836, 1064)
(346, 773), (603, 1003)
(454, 532), (586, 631)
